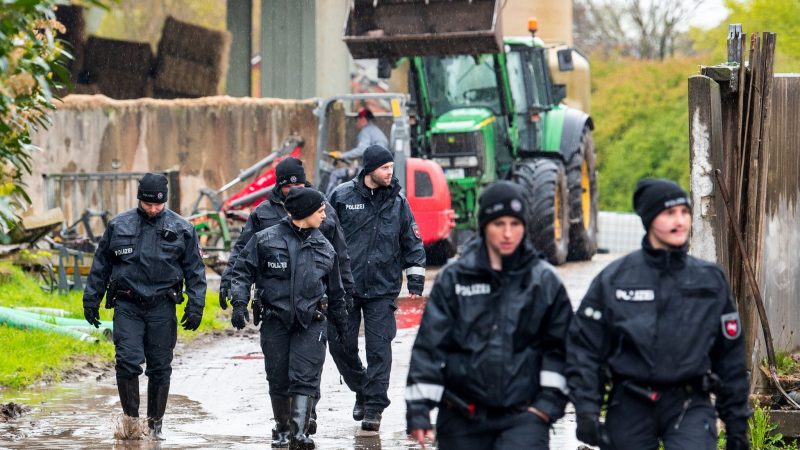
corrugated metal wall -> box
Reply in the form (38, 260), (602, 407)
(260, 0), (316, 99)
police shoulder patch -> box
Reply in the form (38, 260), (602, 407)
(721, 312), (741, 340)
(412, 223), (421, 239)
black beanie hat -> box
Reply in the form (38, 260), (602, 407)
(275, 157), (306, 186)
(633, 178), (691, 230)
(284, 187), (325, 220)
(362, 145), (394, 174)
(137, 173), (168, 204)
(478, 181), (527, 230)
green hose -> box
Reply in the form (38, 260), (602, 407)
(0, 306), (99, 342)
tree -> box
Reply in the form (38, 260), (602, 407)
(574, 0), (706, 60)
(0, 1), (105, 241)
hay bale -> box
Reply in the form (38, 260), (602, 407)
(153, 55), (219, 98)
(55, 4), (85, 75)
(153, 16), (231, 98)
(83, 36), (153, 73)
(157, 16), (231, 68)
(72, 83), (101, 95)
(94, 69), (153, 99)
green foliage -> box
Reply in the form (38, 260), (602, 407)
(748, 405), (798, 450)
(0, 0), (108, 241)
(763, 352), (800, 377)
(688, 0), (800, 72)
(591, 55), (703, 211)
(0, 262), (226, 387)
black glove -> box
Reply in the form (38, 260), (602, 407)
(231, 303), (250, 330)
(725, 420), (749, 450)
(576, 413), (608, 446)
(407, 274), (424, 296)
(84, 306), (101, 328)
(219, 285), (230, 310)
(180, 309), (203, 331)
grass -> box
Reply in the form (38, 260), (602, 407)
(0, 261), (227, 389)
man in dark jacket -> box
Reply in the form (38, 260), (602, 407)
(328, 144), (426, 431)
(230, 187), (349, 450)
(566, 178), (751, 450)
(219, 157), (359, 437)
(83, 173), (206, 440)
(406, 181), (573, 450)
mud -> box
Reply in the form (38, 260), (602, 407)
(0, 255), (616, 449)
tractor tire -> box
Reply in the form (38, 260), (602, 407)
(512, 158), (570, 265)
(565, 127), (598, 261)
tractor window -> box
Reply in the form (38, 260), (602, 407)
(421, 55), (501, 116)
(506, 52), (529, 114)
(529, 49), (550, 106)
(414, 170), (434, 197)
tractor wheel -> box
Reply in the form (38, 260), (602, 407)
(512, 158), (570, 265)
(565, 126), (598, 261)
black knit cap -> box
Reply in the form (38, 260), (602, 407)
(137, 173), (168, 204)
(275, 157), (306, 186)
(478, 181), (527, 230)
(284, 187), (325, 220)
(362, 145), (394, 174)
(633, 178), (691, 230)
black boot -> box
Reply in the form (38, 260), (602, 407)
(289, 395), (315, 450)
(307, 398), (317, 436)
(146, 381), (170, 440)
(117, 377), (140, 418)
(361, 410), (381, 432)
(270, 394), (291, 448)
(352, 392), (365, 421)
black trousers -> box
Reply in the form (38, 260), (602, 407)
(325, 318), (367, 395)
(435, 405), (550, 450)
(603, 385), (718, 450)
(331, 296), (396, 412)
(261, 316), (327, 398)
(113, 299), (177, 385)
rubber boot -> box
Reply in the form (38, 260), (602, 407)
(117, 377), (140, 418)
(361, 410), (382, 432)
(307, 398), (317, 436)
(146, 382), (170, 440)
(289, 395), (315, 450)
(270, 394), (291, 448)
(352, 392), (365, 421)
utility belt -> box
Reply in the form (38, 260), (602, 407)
(441, 390), (529, 421)
(254, 291), (328, 322)
(107, 281), (183, 308)
(612, 371), (721, 403)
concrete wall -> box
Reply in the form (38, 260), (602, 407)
(25, 95), (346, 219)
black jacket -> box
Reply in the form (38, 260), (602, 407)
(328, 171), (426, 298)
(566, 238), (750, 427)
(405, 238), (572, 430)
(229, 218), (347, 331)
(83, 206), (207, 315)
(221, 185), (353, 296)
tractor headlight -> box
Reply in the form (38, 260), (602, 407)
(453, 156), (479, 167)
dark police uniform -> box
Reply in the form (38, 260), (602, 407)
(219, 180), (361, 438)
(230, 216), (348, 449)
(83, 173), (206, 439)
(406, 219), (572, 449)
(328, 168), (426, 427)
(567, 246), (751, 449)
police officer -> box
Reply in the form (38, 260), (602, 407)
(406, 181), (573, 450)
(230, 187), (349, 450)
(219, 157), (361, 438)
(328, 144), (426, 431)
(566, 178), (750, 450)
(83, 173), (206, 440)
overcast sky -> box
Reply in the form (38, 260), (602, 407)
(686, 0), (730, 29)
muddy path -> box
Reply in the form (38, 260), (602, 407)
(0, 254), (615, 449)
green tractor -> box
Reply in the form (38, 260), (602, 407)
(344, 0), (598, 264)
